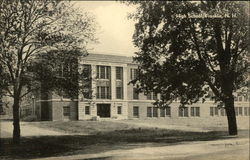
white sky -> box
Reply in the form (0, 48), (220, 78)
(73, 1), (137, 57)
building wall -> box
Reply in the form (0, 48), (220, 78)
(36, 53), (249, 123)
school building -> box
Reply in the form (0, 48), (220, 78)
(34, 53), (250, 121)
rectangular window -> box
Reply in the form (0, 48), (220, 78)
(221, 108), (225, 116)
(116, 87), (123, 99)
(101, 86), (106, 99)
(147, 107), (152, 117)
(238, 96), (242, 102)
(190, 107), (200, 117)
(146, 93), (152, 100)
(210, 107), (214, 116)
(235, 107), (238, 116)
(96, 66), (110, 79)
(117, 106), (122, 114)
(133, 106), (139, 118)
(63, 106), (70, 116)
(244, 95), (249, 102)
(191, 107), (195, 116)
(153, 92), (157, 100)
(166, 107), (171, 116)
(214, 107), (219, 116)
(239, 107), (243, 116)
(179, 107), (188, 117)
(85, 106), (90, 115)
(130, 68), (138, 80)
(116, 67), (123, 80)
(97, 86), (111, 99)
(153, 107), (158, 117)
(100, 66), (106, 79)
(244, 107), (249, 116)
(160, 108), (165, 117)
(133, 88), (139, 99)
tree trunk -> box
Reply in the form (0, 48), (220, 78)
(224, 97), (238, 135)
(12, 97), (21, 144)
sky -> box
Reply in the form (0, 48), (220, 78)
(73, 1), (137, 57)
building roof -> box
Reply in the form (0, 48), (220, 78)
(83, 53), (135, 64)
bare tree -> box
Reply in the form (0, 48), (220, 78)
(0, 0), (97, 144)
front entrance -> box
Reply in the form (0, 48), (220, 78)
(97, 104), (111, 117)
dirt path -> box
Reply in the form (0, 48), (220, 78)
(0, 121), (69, 138)
(32, 137), (249, 160)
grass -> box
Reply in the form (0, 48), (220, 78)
(26, 120), (138, 135)
(1, 120), (249, 159)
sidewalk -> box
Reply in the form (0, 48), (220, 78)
(32, 137), (249, 160)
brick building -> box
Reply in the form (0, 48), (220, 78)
(34, 53), (250, 121)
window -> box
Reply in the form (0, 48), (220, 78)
(97, 86), (111, 99)
(133, 106), (139, 118)
(244, 95), (249, 102)
(85, 106), (90, 115)
(147, 107), (152, 117)
(210, 107), (214, 116)
(220, 108), (226, 116)
(147, 107), (158, 117)
(160, 108), (165, 117)
(153, 107), (158, 117)
(63, 106), (70, 116)
(101, 87), (106, 99)
(166, 107), (171, 116)
(130, 68), (138, 80)
(190, 107), (200, 117)
(116, 87), (123, 99)
(214, 107), (219, 116)
(147, 92), (157, 100)
(117, 106), (122, 114)
(244, 107), (249, 116)
(116, 67), (123, 80)
(153, 92), (158, 100)
(239, 107), (243, 116)
(238, 96), (242, 102)
(133, 88), (139, 99)
(235, 107), (239, 116)
(179, 107), (188, 117)
(96, 66), (110, 79)
(235, 107), (243, 116)
(210, 107), (219, 116)
(146, 93), (152, 100)
(100, 66), (106, 78)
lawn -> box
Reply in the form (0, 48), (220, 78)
(1, 120), (248, 160)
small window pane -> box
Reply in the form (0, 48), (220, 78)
(153, 107), (158, 117)
(160, 108), (165, 117)
(147, 107), (152, 117)
(166, 107), (171, 116)
(210, 107), (214, 116)
(85, 106), (90, 115)
(116, 67), (123, 80)
(133, 106), (139, 117)
(133, 88), (139, 99)
(117, 106), (122, 114)
(63, 106), (70, 116)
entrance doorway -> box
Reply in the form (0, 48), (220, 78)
(97, 104), (110, 117)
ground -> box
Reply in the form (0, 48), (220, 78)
(0, 119), (249, 160)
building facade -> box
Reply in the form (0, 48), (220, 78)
(35, 53), (250, 121)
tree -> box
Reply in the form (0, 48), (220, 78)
(0, 0), (96, 144)
(127, 1), (249, 135)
